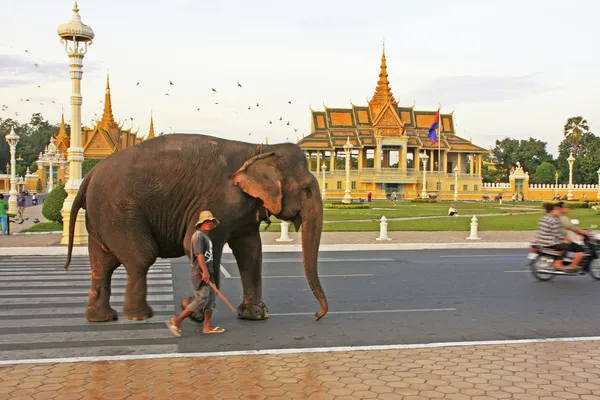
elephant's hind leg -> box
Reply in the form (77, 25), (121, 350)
(122, 254), (157, 321)
(86, 236), (120, 322)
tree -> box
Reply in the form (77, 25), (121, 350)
(563, 116), (590, 155)
(82, 159), (102, 177)
(491, 137), (554, 182)
(532, 162), (556, 184)
(481, 164), (499, 183)
(557, 128), (599, 185)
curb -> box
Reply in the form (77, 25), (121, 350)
(0, 242), (530, 256)
(9, 231), (62, 236)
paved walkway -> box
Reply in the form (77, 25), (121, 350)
(0, 230), (537, 247)
(2, 339), (600, 399)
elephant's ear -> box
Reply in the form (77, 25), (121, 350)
(231, 152), (283, 215)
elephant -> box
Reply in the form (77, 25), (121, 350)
(64, 134), (328, 323)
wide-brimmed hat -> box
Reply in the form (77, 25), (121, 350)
(195, 210), (219, 228)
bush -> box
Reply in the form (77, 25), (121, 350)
(82, 159), (102, 177)
(542, 201), (591, 209)
(410, 198), (438, 203)
(42, 183), (67, 223)
(325, 203), (371, 209)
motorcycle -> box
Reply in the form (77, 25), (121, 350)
(528, 222), (600, 281)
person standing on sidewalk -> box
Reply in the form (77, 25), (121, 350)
(166, 210), (225, 336)
(0, 194), (8, 235)
(16, 192), (25, 222)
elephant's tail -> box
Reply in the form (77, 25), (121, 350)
(64, 175), (90, 270)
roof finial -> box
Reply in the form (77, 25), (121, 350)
(369, 43), (397, 107)
(73, 1), (79, 13)
(147, 110), (155, 139)
(98, 71), (117, 129)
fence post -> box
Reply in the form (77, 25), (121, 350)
(276, 221), (294, 242)
(376, 216), (392, 241)
(466, 215), (481, 240)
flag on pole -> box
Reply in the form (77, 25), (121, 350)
(428, 109), (440, 145)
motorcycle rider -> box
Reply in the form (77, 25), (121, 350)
(535, 202), (570, 271)
(557, 201), (590, 271)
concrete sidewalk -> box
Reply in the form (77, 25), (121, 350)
(2, 338), (600, 399)
(0, 230), (536, 247)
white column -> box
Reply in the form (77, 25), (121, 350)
(454, 166), (459, 201)
(342, 138), (353, 203)
(421, 153), (429, 198)
(49, 161), (54, 192)
(8, 141), (18, 215)
(567, 153), (575, 201)
(58, 3), (95, 245)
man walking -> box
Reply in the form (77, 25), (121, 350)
(166, 210), (225, 336)
(16, 191), (26, 223)
(0, 194), (8, 235)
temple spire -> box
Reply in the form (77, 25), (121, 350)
(98, 72), (117, 129)
(147, 111), (155, 139)
(369, 47), (397, 107)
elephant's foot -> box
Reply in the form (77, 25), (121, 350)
(123, 303), (153, 321)
(86, 305), (118, 322)
(237, 301), (269, 320)
(181, 296), (204, 324)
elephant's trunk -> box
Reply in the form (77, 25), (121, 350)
(299, 183), (328, 320)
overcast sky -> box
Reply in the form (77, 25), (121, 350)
(1, 0), (598, 155)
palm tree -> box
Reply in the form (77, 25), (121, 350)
(563, 116), (590, 155)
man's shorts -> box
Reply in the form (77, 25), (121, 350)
(186, 281), (215, 319)
(17, 206), (24, 212)
(550, 242), (584, 253)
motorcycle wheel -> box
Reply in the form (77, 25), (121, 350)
(529, 256), (555, 281)
(588, 259), (600, 280)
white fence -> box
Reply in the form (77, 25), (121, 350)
(482, 182), (600, 190)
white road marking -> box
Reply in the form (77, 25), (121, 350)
(0, 329), (175, 345)
(219, 264), (231, 278)
(0, 274), (172, 281)
(4, 336), (599, 366)
(0, 294), (174, 305)
(221, 258), (395, 264)
(0, 279), (172, 288)
(0, 287), (173, 296)
(0, 316), (175, 328)
(0, 304), (175, 317)
(504, 270), (529, 273)
(270, 308), (456, 316)
(440, 254), (526, 258)
(0, 271), (171, 276)
(225, 273), (375, 279)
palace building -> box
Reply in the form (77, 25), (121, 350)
(35, 74), (155, 193)
(298, 49), (489, 200)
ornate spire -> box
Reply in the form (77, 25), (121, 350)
(98, 72), (117, 129)
(147, 111), (155, 139)
(369, 48), (397, 107)
(55, 107), (70, 150)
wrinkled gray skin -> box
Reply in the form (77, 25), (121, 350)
(64, 134), (328, 323)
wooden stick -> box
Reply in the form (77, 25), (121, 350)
(207, 280), (237, 313)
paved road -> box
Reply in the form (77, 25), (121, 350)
(2, 249), (600, 362)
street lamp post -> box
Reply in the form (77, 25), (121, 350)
(321, 162), (327, 199)
(57, 1), (94, 245)
(5, 127), (20, 216)
(567, 152), (575, 200)
(420, 152), (429, 198)
(454, 166), (459, 201)
(555, 171), (559, 197)
(342, 137), (354, 203)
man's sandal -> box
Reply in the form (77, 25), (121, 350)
(165, 318), (182, 337)
(204, 327), (225, 334)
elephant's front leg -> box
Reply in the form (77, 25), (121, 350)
(229, 232), (269, 320)
(122, 265), (154, 321)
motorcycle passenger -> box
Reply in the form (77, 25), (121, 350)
(557, 201), (590, 270)
(535, 202), (570, 271)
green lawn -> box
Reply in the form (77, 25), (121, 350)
(323, 200), (538, 221)
(21, 221), (63, 233)
(259, 201), (600, 232)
